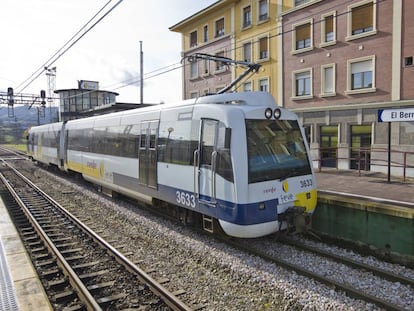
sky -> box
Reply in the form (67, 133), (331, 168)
(0, 0), (217, 104)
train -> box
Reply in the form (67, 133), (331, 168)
(27, 91), (317, 238)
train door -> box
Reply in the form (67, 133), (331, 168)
(139, 121), (158, 188)
(58, 123), (66, 168)
(196, 119), (218, 205)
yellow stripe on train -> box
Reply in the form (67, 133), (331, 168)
(295, 189), (317, 213)
(66, 160), (103, 180)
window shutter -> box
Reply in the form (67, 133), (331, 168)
(352, 2), (373, 31)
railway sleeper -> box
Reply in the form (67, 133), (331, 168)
(172, 289), (187, 296)
(28, 240), (42, 247)
(72, 260), (101, 270)
(58, 303), (85, 311)
(23, 234), (39, 242)
(96, 293), (126, 305)
(20, 228), (35, 235)
(87, 281), (115, 292)
(60, 248), (83, 255)
(48, 232), (66, 238)
(36, 258), (56, 268)
(31, 246), (46, 253)
(156, 277), (170, 284)
(41, 267), (61, 278)
(53, 236), (73, 243)
(65, 255), (87, 262)
(78, 269), (112, 280)
(122, 251), (134, 256)
(47, 277), (68, 290)
(52, 289), (76, 303)
(42, 224), (61, 229)
(55, 242), (79, 249)
(32, 252), (51, 260)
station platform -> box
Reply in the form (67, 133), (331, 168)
(314, 169), (414, 259)
(0, 197), (52, 311)
(315, 169), (414, 206)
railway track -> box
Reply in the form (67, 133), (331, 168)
(0, 146), (27, 160)
(221, 234), (413, 311)
(2, 147), (413, 310)
(0, 160), (192, 311)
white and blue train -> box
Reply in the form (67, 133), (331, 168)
(27, 92), (317, 238)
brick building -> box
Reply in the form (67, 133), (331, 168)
(171, 0), (414, 177)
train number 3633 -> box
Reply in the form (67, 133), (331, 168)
(300, 179), (313, 188)
(176, 191), (196, 208)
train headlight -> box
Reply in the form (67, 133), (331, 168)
(274, 108), (281, 119)
(265, 108), (273, 119)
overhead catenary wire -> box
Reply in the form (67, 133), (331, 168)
(15, 0), (382, 101)
(15, 0), (124, 94)
(99, 0), (383, 94)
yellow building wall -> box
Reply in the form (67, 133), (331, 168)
(179, 4), (234, 53)
(171, 0), (304, 104)
(233, 1), (281, 101)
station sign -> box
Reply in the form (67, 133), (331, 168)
(79, 80), (99, 90)
(378, 108), (414, 122)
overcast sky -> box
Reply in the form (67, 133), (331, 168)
(0, 0), (217, 104)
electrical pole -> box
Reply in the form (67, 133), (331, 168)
(45, 67), (56, 122)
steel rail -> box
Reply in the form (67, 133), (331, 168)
(221, 236), (406, 311)
(0, 171), (102, 310)
(278, 236), (414, 288)
(1, 160), (192, 311)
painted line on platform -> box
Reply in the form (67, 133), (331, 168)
(318, 189), (414, 209)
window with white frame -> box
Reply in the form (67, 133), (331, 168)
(347, 1), (376, 40)
(190, 31), (197, 48)
(258, 36), (269, 60)
(321, 64), (336, 96)
(258, 0), (268, 22)
(259, 78), (269, 92)
(215, 18), (225, 37)
(347, 56), (375, 93)
(203, 25), (208, 43)
(321, 13), (336, 46)
(243, 5), (251, 28)
(293, 69), (312, 98)
(243, 42), (252, 62)
(243, 81), (252, 92)
(190, 61), (198, 79)
(190, 91), (198, 98)
(293, 20), (313, 53)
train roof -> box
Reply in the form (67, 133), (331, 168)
(30, 92), (291, 131)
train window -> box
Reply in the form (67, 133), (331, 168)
(158, 120), (199, 165)
(200, 120), (216, 166)
(246, 119), (311, 183)
(216, 125), (233, 182)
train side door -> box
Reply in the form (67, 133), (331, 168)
(196, 119), (218, 205)
(139, 121), (158, 188)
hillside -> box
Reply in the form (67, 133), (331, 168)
(0, 105), (59, 144)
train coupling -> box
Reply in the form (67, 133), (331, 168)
(279, 206), (311, 234)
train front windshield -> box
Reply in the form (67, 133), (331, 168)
(246, 119), (312, 183)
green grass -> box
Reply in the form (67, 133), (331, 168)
(3, 144), (27, 153)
